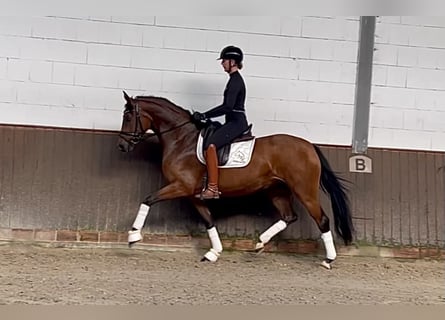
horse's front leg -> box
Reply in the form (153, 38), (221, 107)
(191, 200), (223, 262)
(128, 182), (191, 246)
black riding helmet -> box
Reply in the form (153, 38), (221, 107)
(217, 45), (243, 64)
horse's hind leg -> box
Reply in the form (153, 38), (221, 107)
(295, 189), (336, 269)
(255, 185), (297, 253)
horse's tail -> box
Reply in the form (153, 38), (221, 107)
(313, 145), (354, 245)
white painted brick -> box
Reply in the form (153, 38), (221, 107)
(87, 44), (132, 67)
(416, 47), (445, 69)
(375, 23), (411, 46)
(8, 59), (53, 84)
(75, 64), (119, 88)
(280, 17), (302, 37)
(298, 59), (320, 81)
(0, 80), (16, 103)
(131, 48), (195, 73)
(161, 28), (207, 51)
(246, 34), (293, 58)
(6, 59), (30, 81)
(413, 90), (437, 111)
(204, 31), (230, 53)
(370, 107), (404, 129)
(373, 44), (398, 66)
(83, 86), (123, 111)
(52, 62), (76, 85)
(308, 39), (334, 60)
(301, 17), (359, 41)
(287, 80), (309, 101)
(289, 38), (311, 59)
(396, 46), (418, 67)
(83, 108), (122, 131)
(20, 38), (87, 63)
(15, 82), (83, 108)
(431, 132), (445, 150)
(371, 86), (416, 109)
(371, 65), (387, 86)
(408, 25), (445, 49)
(88, 16), (112, 22)
(97, 22), (122, 44)
(118, 23), (144, 46)
(274, 101), (352, 126)
(158, 16), (284, 36)
(162, 71), (222, 96)
(369, 127), (433, 151)
(156, 17), (220, 31)
(386, 66), (407, 88)
(117, 68), (163, 92)
(194, 50), (225, 74)
(244, 55), (297, 80)
(0, 35), (22, 58)
(219, 17), (282, 35)
(318, 61), (348, 83)
(0, 17), (32, 36)
(142, 26), (166, 48)
(407, 68), (445, 90)
(111, 16), (155, 25)
(28, 61), (53, 83)
(0, 58), (6, 79)
(31, 17), (78, 41)
(247, 77), (290, 101)
(424, 110), (445, 132)
(306, 81), (355, 105)
(378, 17), (402, 24)
(333, 41), (358, 63)
(76, 20), (101, 43)
(403, 109), (425, 131)
(401, 17), (445, 28)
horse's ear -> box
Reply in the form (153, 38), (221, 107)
(123, 91), (131, 103)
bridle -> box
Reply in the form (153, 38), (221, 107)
(119, 102), (191, 146)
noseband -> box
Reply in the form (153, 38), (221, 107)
(119, 103), (147, 146)
(119, 102), (191, 146)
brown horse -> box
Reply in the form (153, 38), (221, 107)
(117, 91), (354, 269)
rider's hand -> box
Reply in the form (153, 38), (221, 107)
(192, 111), (206, 123)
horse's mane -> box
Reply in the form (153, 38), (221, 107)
(135, 95), (191, 116)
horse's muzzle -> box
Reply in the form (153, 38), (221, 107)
(117, 140), (134, 153)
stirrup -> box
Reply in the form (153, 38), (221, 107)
(197, 187), (221, 200)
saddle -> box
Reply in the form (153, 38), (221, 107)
(200, 122), (254, 166)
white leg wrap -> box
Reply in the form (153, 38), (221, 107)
(259, 220), (287, 244)
(128, 229), (143, 243)
(132, 204), (150, 230)
(207, 226), (223, 253)
(321, 231), (337, 260)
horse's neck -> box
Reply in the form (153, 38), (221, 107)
(142, 98), (197, 149)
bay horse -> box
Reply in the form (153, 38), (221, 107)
(117, 91), (354, 269)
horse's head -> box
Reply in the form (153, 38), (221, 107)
(117, 91), (154, 152)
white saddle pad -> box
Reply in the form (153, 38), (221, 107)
(196, 134), (256, 168)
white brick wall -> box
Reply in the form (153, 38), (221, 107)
(371, 16), (445, 151)
(0, 16), (359, 147)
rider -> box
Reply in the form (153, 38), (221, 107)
(192, 45), (249, 200)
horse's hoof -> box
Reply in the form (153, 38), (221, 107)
(254, 242), (265, 254)
(201, 256), (210, 262)
(320, 259), (334, 270)
(202, 249), (220, 262)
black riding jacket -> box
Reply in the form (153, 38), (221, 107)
(202, 71), (249, 149)
(204, 71), (246, 122)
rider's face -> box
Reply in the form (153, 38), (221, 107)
(221, 59), (234, 73)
